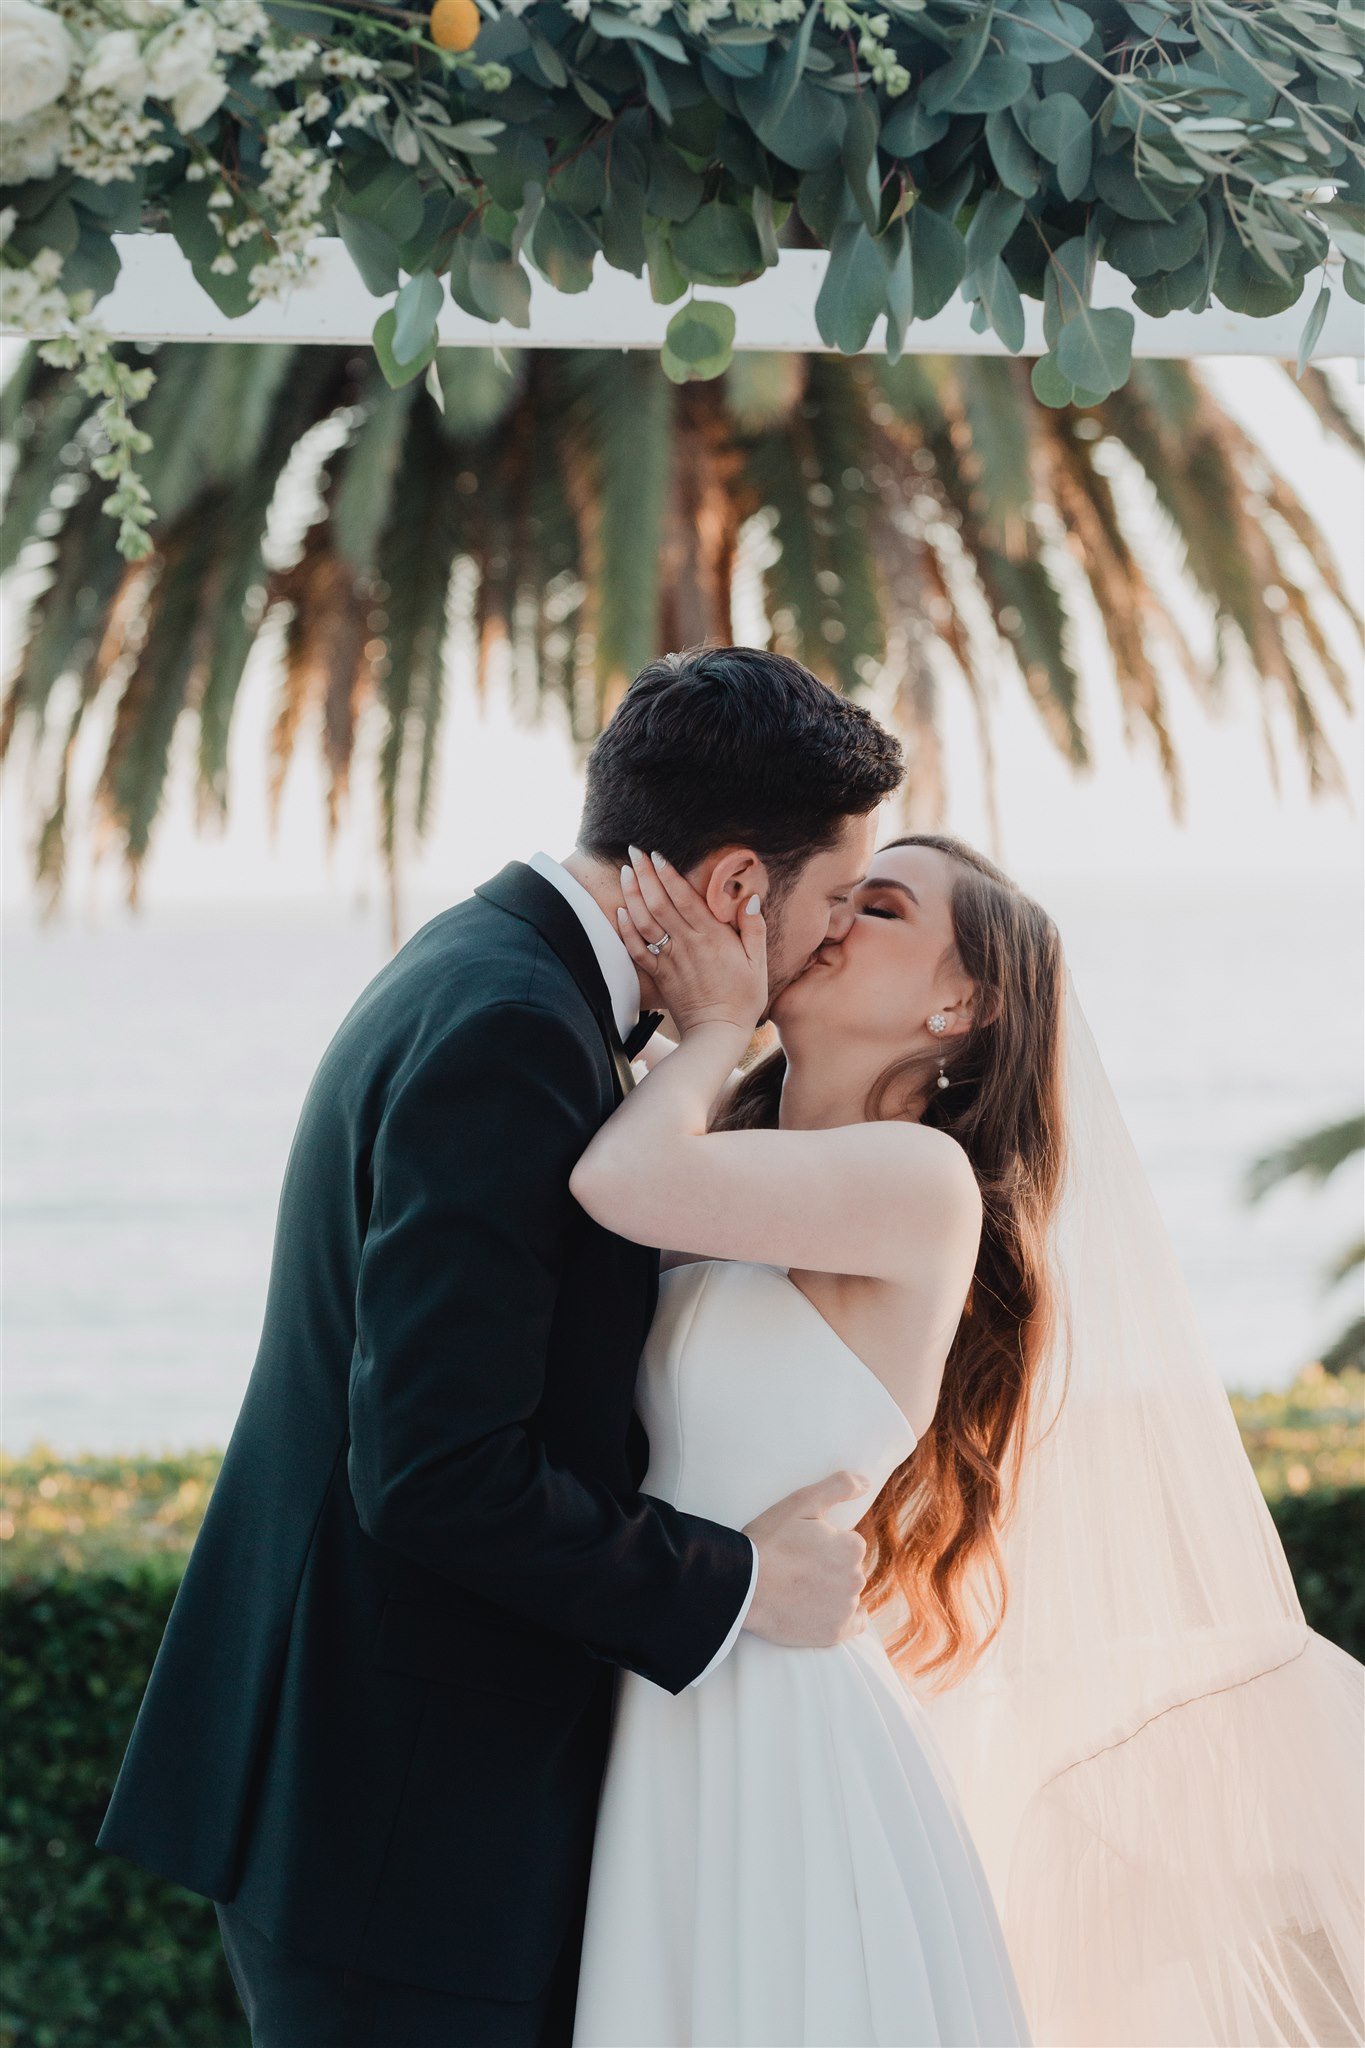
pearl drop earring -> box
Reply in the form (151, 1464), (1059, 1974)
(928, 1012), (951, 1091)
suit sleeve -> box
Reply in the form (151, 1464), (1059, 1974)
(348, 999), (755, 1695)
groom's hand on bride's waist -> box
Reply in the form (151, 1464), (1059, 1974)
(740, 1472), (870, 1649)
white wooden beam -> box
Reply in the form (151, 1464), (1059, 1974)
(7, 233), (1364, 358)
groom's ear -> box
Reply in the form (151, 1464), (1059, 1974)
(687, 846), (770, 926)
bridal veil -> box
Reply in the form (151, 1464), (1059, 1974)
(895, 967), (1364, 2047)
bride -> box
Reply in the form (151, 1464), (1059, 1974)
(568, 835), (1365, 2048)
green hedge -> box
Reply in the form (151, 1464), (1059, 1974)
(0, 1560), (247, 2048)
(2, 1421), (1362, 2048)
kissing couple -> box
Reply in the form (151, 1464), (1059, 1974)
(99, 649), (1363, 2047)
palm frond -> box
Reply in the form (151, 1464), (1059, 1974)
(96, 504), (226, 885)
(1292, 366), (1365, 459)
(1245, 1112), (1365, 1200)
(953, 358), (1038, 558)
(372, 406), (466, 874)
(1, 344), (1357, 918)
(197, 348), (338, 821)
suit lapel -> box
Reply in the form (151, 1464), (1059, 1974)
(475, 862), (636, 1102)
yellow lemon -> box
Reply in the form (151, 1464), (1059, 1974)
(430, 0), (480, 50)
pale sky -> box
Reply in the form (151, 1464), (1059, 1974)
(1, 356), (1361, 925)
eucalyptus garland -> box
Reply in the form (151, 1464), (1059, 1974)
(1, 0), (1362, 559)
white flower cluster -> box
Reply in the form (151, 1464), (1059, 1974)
(576, 0), (910, 91)
(681, 0), (804, 32)
(0, 0), (275, 182)
(0, 0), (347, 557)
(0, 0), (347, 307)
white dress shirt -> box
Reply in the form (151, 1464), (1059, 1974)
(528, 852), (760, 1685)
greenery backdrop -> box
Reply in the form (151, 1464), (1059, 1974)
(3, 0), (1363, 554)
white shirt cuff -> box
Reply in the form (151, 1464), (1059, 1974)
(687, 1538), (759, 1687)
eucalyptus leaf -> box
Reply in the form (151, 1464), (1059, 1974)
(526, 25), (568, 87)
(1093, 148), (1177, 223)
(167, 182), (221, 269)
(995, 0), (1095, 64)
(1042, 234), (1091, 345)
(1317, 200), (1365, 269)
(634, 44), (674, 124)
(190, 252), (256, 320)
(965, 189), (1025, 269)
(373, 306), (438, 388)
(953, 56), (1035, 114)
(815, 221), (888, 351)
(588, 8), (687, 62)
(1054, 305), (1134, 395)
(646, 147), (705, 223)
(340, 160), (426, 243)
(661, 297), (736, 381)
(529, 203), (600, 293)
(908, 200), (968, 318)
(920, 19), (992, 117)
(974, 255), (1027, 351)
(985, 110), (1041, 197)
(766, 0), (821, 125)
(737, 74), (845, 169)
(880, 100), (950, 158)
(671, 200), (766, 284)
(842, 93), (882, 234)
(1030, 351), (1075, 406)
(467, 241), (533, 327)
(644, 219), (690, 303)
(60, 224), (122, 304)
(1105, 203), (1205, 279)
(1025, 92), (1092, 199)
(1295, 280), (1331, 376)
(392, 269), (443, 364)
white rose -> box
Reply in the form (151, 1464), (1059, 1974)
(172, 70), (227, 133)
(144, 12), (217, 99)
(79, 29), (148, 103)
(0, 102), (69, 182)
(0, 0), (75, 124)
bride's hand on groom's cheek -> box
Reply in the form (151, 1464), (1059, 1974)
(616, 846), (768, 1039)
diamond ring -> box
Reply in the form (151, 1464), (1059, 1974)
(645, 933), (671, 956)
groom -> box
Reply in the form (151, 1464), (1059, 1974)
(97, 646), (904, 2046)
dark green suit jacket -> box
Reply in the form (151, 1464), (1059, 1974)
(96, 862), (754, 1999)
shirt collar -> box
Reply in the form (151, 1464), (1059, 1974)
(527, 851), (641, 1043)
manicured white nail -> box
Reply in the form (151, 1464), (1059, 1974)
(621, 865), (634, 889)
(745, 894), (762, 915)
(628, 844), (644, 863)
(650, 850), (666, 871)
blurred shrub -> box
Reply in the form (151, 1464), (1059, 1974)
(1229, 1362), (1365, 1501)
(1, 1371), (1361, 2047)
(0, 1554), (246, 2048)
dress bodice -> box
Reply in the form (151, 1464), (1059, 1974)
(636, 1260), (918, 1533)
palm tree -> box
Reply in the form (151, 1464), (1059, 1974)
(1246, 1113), (1365, 1379)
(1, 344), (1359, 941)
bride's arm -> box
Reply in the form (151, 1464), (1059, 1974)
(569, 855), (980, 1282)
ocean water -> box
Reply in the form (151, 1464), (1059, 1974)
(3, 874), (1362, 1454)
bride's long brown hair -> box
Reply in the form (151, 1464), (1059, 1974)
(713, 834), (1071, 1689)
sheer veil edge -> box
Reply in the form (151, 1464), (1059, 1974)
(882, 966), (1365, 2047)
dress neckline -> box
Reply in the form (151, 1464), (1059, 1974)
(700, 1261), (920, 1454)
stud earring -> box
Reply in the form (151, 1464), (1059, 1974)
(928, 1013), (951, 1091)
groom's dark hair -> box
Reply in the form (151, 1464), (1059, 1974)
(579, 647), (903, 883)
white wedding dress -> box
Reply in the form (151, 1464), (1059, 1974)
(572, 1258), (1033, 2048)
